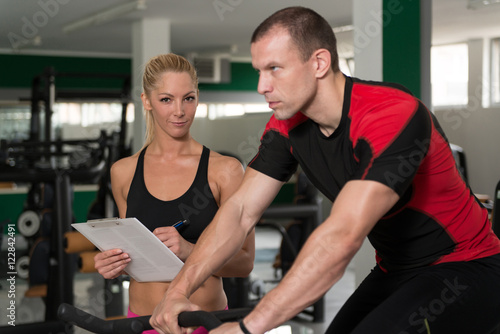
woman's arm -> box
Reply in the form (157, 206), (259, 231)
(109, 158), (131, 218)
(94, 157), (135, 278)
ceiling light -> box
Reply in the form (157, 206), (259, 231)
(467, 0), (500, 10)
(13, 35), (42, 50)
(62, 0), (147, 34)
(333, 25), (354, 34)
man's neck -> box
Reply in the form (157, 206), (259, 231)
(303, 71), (346, 137)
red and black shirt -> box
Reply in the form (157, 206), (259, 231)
(249, 76), (500, 272)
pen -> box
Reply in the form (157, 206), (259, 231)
(172, 219), (189, 229)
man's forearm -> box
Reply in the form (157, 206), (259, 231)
(168, 200), (252, 297)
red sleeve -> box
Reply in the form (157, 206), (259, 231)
(349, 84), (432, 196)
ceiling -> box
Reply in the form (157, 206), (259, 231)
(1, 0), (500, 60)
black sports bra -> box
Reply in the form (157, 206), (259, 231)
(126, 146), (219, 243)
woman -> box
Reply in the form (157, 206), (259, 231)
(94, 53), (254, 333)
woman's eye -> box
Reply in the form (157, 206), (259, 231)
(160, 98), (171, 103)
(271, 66), (279, 71)
(185, 96), (196, 102)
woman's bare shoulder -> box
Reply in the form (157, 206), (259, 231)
(208, 151), (245, 179)
(110, 152), (140, 179)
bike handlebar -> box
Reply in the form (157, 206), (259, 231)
(57, 303), (251, 334)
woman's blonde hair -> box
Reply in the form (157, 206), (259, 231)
(142, 53), (199, 147)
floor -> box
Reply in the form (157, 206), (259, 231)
(0, 227), (355, 333)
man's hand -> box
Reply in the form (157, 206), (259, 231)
(150, 289), (200, 334)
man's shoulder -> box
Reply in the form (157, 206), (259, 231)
(351, 77), (414, 97)
(265, 112), (309, 137)
(350, 77), (420, 117)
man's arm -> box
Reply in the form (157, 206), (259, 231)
(213, 155), (255, 278)
(150, 167), (284, 334)
(223, 179), (400, 334)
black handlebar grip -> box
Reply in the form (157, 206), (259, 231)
(211, 307), (252, 322)
(58, 303), (113, 333)
(178, 310), (222, 331)
(58, 303), (146, 334)
(58, 303), (250, 333)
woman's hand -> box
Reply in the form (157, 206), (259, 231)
(94, 249), (131, 279)
(153, 226), (194, 261)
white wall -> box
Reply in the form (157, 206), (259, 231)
(433, 38), (500, 198)
(190, 113), (270, 165)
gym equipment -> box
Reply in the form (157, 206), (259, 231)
(14, 254), (30, 280)
(0, 219), (11, 290)
(58, 303), (251, 334)
(0, 135), (107, 333)
(450, 143), (468, 181)
(27, 238), (50, 284)
(27, 66), (131, 145)
(492, 180), (500, 238)
(17, 210), (41, 237)
(64, 230), (96, 253)
(1, 65), (132, 332)
(78, 250), (100, 273)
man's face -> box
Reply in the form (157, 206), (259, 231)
(251, 27), (317, 120)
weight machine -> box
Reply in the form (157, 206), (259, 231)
(0, 66), (132, 333)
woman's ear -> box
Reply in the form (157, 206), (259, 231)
(312, 49), (331, 78)
(141, 92), (151, 111)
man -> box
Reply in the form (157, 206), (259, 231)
(151, 6), (500, 334)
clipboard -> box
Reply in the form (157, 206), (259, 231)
(72, 217), (184, 282)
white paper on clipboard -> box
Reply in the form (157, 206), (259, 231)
(72, 217), (184, 282)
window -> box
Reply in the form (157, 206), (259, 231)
(339, 57), (355, 76)
(0, 105), (31, 141)
(0, 102), (135, 141)
(492, 38), (500, 105)
(54, 102), (134, 127)
(196, 103), (271, 120)
(431, 43), (469, 107)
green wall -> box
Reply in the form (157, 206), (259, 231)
(0, 192), (27, 232)
(200, 62), (258, 91)
(0, 54), (257, 91)
(0, 54), (130, 90)
(382, 0), (421, 99)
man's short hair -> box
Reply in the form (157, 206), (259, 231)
(251, 6), (339, 72)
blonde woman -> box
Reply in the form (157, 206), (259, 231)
(94, 53), (254, 334)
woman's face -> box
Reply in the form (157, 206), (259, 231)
(142, 71), (198, 140)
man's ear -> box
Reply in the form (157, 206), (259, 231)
(312, 49), (331, 78)
(141, 93), (151, 111)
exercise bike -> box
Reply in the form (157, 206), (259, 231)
(58, 303), (251, 334)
